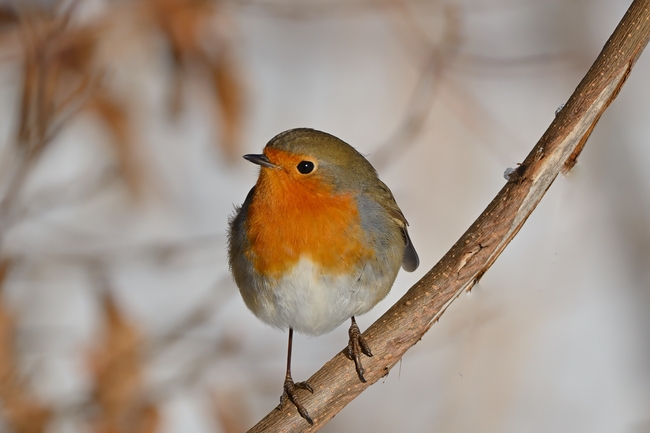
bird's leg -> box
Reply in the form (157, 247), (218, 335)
(346, 316), (373, 382)
(277, 327), (314, 425)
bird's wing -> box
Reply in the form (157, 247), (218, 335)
(373, 181), (420, 272)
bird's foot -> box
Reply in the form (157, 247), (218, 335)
(278, 375), (314, 425)
(346, 319), (373, 382)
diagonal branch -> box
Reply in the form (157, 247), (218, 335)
(248, 1), (650, 431)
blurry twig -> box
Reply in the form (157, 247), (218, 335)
(370, 50), (446, 169)
(9, 231), (224, 262)
(0, 8), (106, 245)
(451, 52), (588, 77)
(437, 74), (524, 163)
(371, 3), (460, 169)
(10, 168), (120, 227)
(149, 275), (233, 352)
(233, 0), (431, 19)
(373, 1), (577, 169)
(0, 2), (154, 232)
(247, 0), (650, 430)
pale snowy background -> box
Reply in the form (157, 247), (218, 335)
(0, 0), (649, 432)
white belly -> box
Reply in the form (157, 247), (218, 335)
(246, 257), (394, 336)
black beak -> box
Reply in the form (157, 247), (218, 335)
(243, 154), (277, 169)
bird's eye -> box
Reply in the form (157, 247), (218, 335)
(297, 161), (315, 174)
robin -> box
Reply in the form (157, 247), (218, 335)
(228, 128), (419, 424)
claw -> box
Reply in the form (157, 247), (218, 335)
(347, 317), (373, 382)
(278, 376), (314, 425)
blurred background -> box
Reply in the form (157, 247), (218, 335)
(0, 0), (648, 432)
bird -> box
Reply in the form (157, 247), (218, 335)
(227, 128), (419, 424)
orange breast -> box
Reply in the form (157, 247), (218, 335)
(245, 158), (374, 278)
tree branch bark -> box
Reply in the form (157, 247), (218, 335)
(248, 1), (650, 431)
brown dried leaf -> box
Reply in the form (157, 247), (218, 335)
(0, 260), (52, 433)
(0, 258), (9, 291)
(145, 0), (211, 116)
(211, 48), (244, 161)
(142, 0), (245, 159)
(54, 25), (97, 75)
(17, 28), (38, 148)
(88, 293), (162, 433)
(2, 402), (51, 433)
(89, 293), (146, 433)
(0, 260), (16, 397)
(134, 403), (161, 433)
(0, 5), (19, 29)
(146, 0), (212, 55)
(85, 93), (142, 198)
(93, 403), (160, 433)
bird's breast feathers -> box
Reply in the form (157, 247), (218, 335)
(234, 176), (405, 335)
(240, 256), (394, 336)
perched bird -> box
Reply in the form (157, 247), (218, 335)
(228, 128), (419, 424)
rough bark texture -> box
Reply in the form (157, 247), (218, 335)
(248, 1), (650, 431)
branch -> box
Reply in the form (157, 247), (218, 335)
(248, 1), (650, 431)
